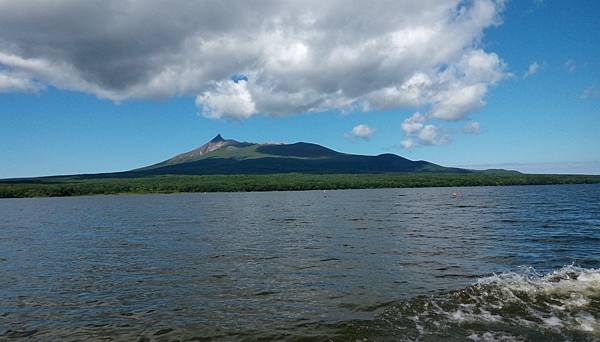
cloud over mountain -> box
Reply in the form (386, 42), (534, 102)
(401, 112), (451, 148)
(0, 0), (507, 144)
(347, 124), (376, 141)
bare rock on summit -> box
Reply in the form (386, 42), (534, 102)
(165, 134), (244, 164)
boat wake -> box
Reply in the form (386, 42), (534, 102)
(340, 265), (600, 341)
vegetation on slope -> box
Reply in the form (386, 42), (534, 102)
(138, 136), (466, 175)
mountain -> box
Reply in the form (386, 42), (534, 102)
(149, 134), (254, 167)
(131, 134), (471, 176)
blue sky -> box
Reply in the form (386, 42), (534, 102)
(0, 0), (599, 178)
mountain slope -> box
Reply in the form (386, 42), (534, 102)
(144, 134), (254, 168)
(133, 135), (470, 175)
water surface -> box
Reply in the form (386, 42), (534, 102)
(1, 184), (599, 340)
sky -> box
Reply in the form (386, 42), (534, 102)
(0, 0), (599, 178)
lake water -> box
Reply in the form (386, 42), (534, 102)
(1, 184), (599, 341)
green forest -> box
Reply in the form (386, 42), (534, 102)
(2, 173), (600, 198)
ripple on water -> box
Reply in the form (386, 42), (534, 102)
(1, 185), (599, 340)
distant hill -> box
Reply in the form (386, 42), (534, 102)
(12, 135), (600, 199)
(131, 134), (473, 176)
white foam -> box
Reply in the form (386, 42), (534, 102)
(477, 265), (600, 298)
(467, 331), (525, 342)
(469, 265), (600, 335)
(564, 294), (590, 308)
(381, 265), (600, 339)
(542, 315), (563, 328)
(451, 309), (466, 321)
(576, 312), (597, 332)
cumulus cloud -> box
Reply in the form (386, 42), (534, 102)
(0, 1), (506, 119)
(400, 139), (416, 149)
(418, 125), (450, 145)
(401, 112), (427, 134)
(400, 126), (450, 149)
(463, 121), (481, 134)
(347, 124), (376, 141)
(401, 112), (450, 148)
(523, 62), (541, 79)
(196, 80), (256, 120)
(430, 83), (488, 120)
(0, 70), (43, 93)
(0, 0), (510, 150)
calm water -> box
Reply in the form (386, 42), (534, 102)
(1, 184), (599, 341)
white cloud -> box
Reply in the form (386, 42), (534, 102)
(430, 83), (488, 121)
(0, 0), (510, 149)
(417, 124), (450, 146)
(457, 49), (507, 84)
(401, 112), (450, 148)
(196, 80), (256, 120)
(523, 61), (540, 79)
(400, 138), (416, 149)
(428, 50), (505, 121)
(580, 86), (600, 100)
(347, 124), (376, 141)
(0, 71), (43, 93)
(565, 59), (576, 73)
(401, 112), (426, 134)
(463, 121), (481, 134)
(0, 0), (506, 124)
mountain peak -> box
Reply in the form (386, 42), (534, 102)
(149, 134), (249, 167)
(210, 134), (225, 143)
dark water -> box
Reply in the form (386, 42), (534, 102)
(1, 184), (599, 341)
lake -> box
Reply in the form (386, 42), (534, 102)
(1, 184), (599, 341)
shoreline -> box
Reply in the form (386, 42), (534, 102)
(2, 173), (600, 199)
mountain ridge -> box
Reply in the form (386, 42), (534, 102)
(135, 134), (474, 175)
